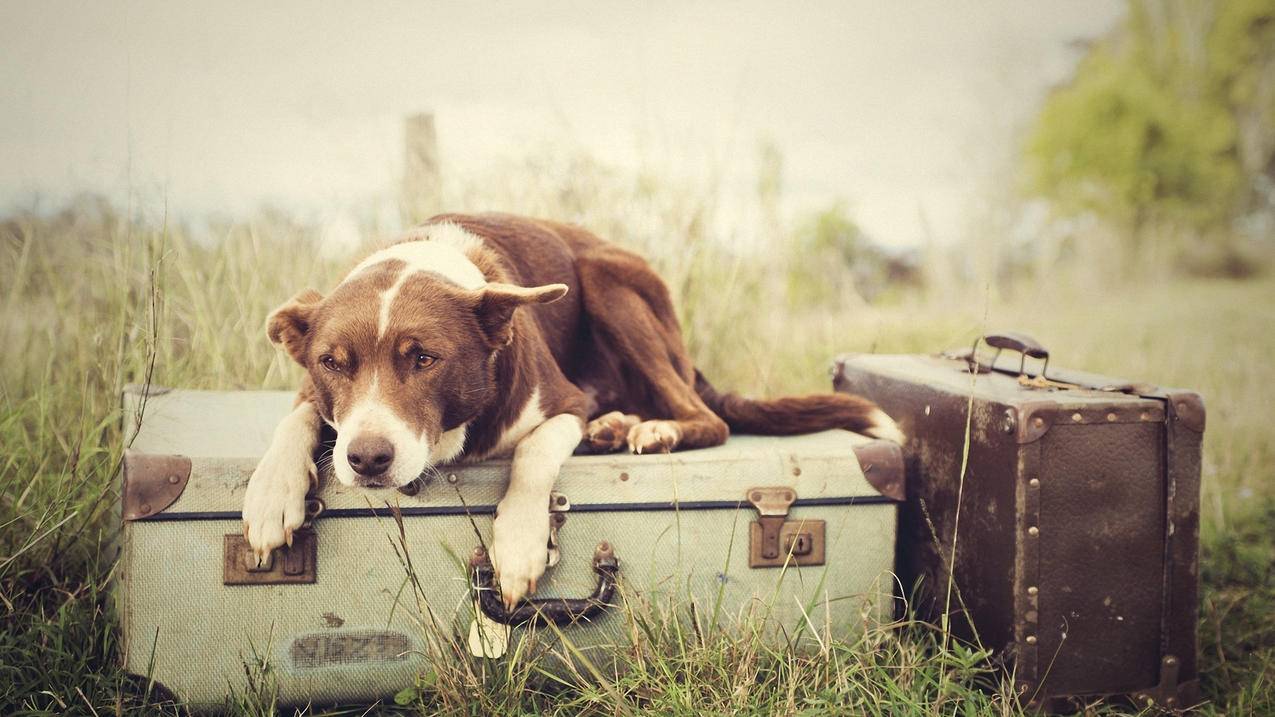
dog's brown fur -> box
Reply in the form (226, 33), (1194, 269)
(246, 212), (898, 607)
(419, 212), (890, 452)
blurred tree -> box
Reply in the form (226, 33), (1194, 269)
(805, 201), (866, 265)
(787, 202), (864, 306)
(1211, 0), (1275, 194)
(1026, 0), (1275, 272)
(787, 202), (920, 305)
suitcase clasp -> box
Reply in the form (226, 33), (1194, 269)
(546, 491), (570, 568)
(746, 487), (825, 568)
(223, 531), (318, 585)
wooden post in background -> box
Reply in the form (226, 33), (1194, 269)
(401, 112), (441, 226)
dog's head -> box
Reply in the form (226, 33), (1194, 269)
(268, 246), (566, 488)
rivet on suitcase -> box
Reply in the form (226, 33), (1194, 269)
(833, 332), (1204, 712)
(115, 385), (904, 708)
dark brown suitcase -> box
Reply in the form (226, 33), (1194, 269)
(832, 333), (1204, 712)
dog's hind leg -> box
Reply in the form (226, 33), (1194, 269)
(580, 411), (641, 453)
(576, 247), (728, 454)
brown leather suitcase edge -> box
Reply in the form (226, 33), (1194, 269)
(832, 337), (1203, 712)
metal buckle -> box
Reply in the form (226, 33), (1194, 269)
(746, 487), (825, 568)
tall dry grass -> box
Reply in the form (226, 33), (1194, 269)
(1, 153), (1272, 714)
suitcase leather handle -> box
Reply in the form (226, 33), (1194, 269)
(970, 331), (1051, 379)
(983, 332), (1049, 359)
(469, 541), (619, 627)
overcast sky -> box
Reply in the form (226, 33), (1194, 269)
(0, 1), (1123, 247)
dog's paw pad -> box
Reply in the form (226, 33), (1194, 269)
(582, 412), (640, 453)
(627, 420), (681, 455)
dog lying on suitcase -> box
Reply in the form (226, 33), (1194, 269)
(243, 213), (903, 609)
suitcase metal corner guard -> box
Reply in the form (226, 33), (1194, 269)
(833, 332), (1204, 712)
(116, 386), (904, 708)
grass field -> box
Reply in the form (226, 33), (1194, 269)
(1, 198), (1272, 715)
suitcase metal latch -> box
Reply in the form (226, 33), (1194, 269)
(223, 498), (322, 585)
(546, 491), (570, 568)
(746, 487), (825, 568)
(223, 531), (317, 585)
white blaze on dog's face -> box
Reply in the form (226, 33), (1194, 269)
(266, 235), (567, 489)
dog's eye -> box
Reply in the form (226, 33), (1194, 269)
(414, 352), (437, 370)
(319, 355), (340, 372)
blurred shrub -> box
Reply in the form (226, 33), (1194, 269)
(1175, 235), (1271, 278)
(786, 202), (921, 306)
(1025, 0), (1275, 275)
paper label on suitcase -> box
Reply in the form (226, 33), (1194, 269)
(289, 630), (416, 669)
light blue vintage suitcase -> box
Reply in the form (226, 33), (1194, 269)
(116, 385), (903, 708)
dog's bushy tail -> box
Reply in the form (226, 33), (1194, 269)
(694, 370), (902, 441)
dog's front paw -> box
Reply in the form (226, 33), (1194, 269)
(242, 446), (315, 567)
(490, 500), (550, 610)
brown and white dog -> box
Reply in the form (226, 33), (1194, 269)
(242, 213), (902, 608)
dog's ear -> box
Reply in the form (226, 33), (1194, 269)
(267, 289), (324, 365)
(474, 282), (568, 348)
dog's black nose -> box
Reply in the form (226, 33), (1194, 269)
(348, 435), (394, 478)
